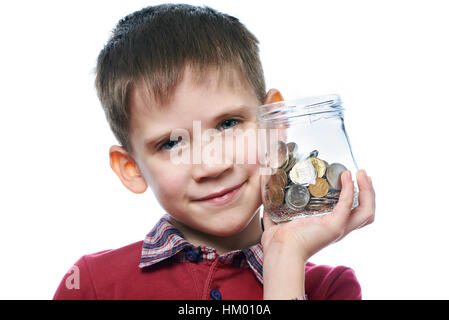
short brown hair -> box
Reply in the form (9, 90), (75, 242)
(94, 4), (266, 155)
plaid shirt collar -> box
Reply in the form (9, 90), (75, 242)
(139, 214), (264, 284)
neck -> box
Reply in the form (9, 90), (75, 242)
(169, 209), (263, 255)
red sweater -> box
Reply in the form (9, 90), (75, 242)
(53, 215), (361, 300)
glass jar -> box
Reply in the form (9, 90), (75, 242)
(257, 94), (359, 222)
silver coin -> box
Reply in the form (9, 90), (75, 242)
(289, 159), (316, 185)
(308, 150), (319, 159)
(307, 203), (326, 207)
(285, 184), (310, 210)
(308, 204), (326, 207)
(326, 190), (341, 196)
(309, 201), (333, 207)
(321, 193), (338, 199)
(310, 197), (327, 201)
(309, 199), (334, 204)
(326, 163), (348, 191)
(307, 203), (334, 208)
(310, 197), (328, 202)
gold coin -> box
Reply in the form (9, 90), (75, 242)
(308, 177), (329, 198)
(267, 185), (284, 207)
(284, 155), (297, 173)
(280, 157), (290, 171)
(310, 157), (327, 178)
(268, 170), (287, 189)
(275, 169), (288, 187)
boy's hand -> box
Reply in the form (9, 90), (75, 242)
(261, 169), (375, 262)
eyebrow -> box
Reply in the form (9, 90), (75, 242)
(144, 105), (253, 149)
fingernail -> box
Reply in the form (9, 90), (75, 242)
(368, 176), (372, 184)
(347, 170), (352, 181)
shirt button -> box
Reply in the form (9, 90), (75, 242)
(185, 250), (198, 262)
(210, 289), (222, 300)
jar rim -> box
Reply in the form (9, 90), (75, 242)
(257, 94), (343, 123)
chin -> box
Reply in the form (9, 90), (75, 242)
(204, 208), (258, 237)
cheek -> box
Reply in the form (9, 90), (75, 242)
(145, 162), (189, 201)
(245, 163), (261, 189)
(241, 162), (263, 208)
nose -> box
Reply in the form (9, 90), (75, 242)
(191, 158), (233, 183)
(191, 128), (235, 182)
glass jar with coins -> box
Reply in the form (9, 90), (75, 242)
(257, 94), (359, 223)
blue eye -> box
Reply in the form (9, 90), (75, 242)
(158, 119), (240, 152)
(218, 118), (241, 130)
(159, 138), (180, 151)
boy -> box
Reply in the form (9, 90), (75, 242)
(54, 3), (375, 300)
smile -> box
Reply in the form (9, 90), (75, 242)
(193, 181), (246, 206)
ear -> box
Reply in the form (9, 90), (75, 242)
(109, 145), (148, 194)
(263, 88), (284, 104)
(262, 89), (288, 152)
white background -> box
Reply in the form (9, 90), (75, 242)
(0, 0), (448, 299)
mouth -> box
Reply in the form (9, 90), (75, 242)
(192, 181), (246, 205)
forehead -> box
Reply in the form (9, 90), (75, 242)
(131, 64), (250, 111)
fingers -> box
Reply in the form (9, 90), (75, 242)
(346, 170), (375, 231)
(332, 170), (355, 221)
(324, 170), (354, 242)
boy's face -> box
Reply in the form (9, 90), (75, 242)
(111, 66), (280, 238)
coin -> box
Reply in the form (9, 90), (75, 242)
(282, 142), (299, 171)
(266, 184), (284, 207)
(280, 156), (290, 171)
(307, 203), (328, 207)
(268, 169), (287, 189)
(289, 159), (316, 185)
(285, 184), (310, 210)
(308, 150), (319, 159)
(306, 206), (322, 210)
(267, 174), (283, 190)
(309, 197), (329, 202)
(278, 169), (288, 186)
(283, 154), (297, 173)
(309, 199), (336, 205)
(324, 191), (341, 199)
(310, 157), (327, 178)
(287, 142), (299, 158)
(268, 141), (288, 169)
(326, 163), (348, 190)
(308, 177), (329, 198)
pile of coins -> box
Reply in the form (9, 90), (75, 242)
(262, 140), (348, 221)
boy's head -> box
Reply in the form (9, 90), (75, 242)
(95, 4), (283, 238)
